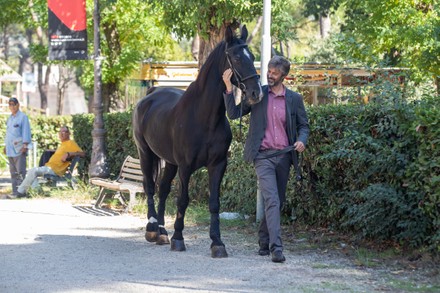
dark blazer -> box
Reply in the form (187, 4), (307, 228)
(224, 85), (310, 165)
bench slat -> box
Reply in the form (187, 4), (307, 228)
(126, 157), (140, 164)
(123, 161), (141, 169)
(121, 166), (143, 176)
(91, 155), (145, 211)
(120, 172), (143, 182)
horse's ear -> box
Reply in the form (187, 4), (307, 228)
(240, 25), (248, 43)
(225, 26), (234, 44)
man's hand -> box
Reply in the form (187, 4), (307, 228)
(294, 141), (306, 153)
(222, 68), (233, 93)
(61, 153), (69, 162)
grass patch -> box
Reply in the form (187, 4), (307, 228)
(388, 279), (440, 292)
(353, 247), (382, 267)
(28, 180), (97, 204)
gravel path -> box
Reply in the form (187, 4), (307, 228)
(0, 198), (438, 293)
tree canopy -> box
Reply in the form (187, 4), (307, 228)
(1, 0), (439, 111)
(337, 0), (439, 90)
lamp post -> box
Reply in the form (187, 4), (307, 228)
(89, 0), (109, 178)
(256, 0), (272, 222)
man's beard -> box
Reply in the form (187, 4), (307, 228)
(268, 77), (283, 87)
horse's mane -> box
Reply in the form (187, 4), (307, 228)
(196, 41), (227, 84)
(183, 31), (245, 102)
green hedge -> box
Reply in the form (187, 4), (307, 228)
(71, 112), (138, 178)
(1, 95), (438, 251)
(1, 114), (73, 166)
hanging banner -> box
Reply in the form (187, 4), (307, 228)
(48, 0), (87, 60)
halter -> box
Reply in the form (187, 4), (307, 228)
(225, 44), (259, 93)
(225, 43), (260, 142)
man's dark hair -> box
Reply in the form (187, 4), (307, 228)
(268, 56), (291, 76)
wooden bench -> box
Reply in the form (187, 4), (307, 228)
(90, 155), (144, 211)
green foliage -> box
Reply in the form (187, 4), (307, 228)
(220, 139), (257, 215)
(29, 116), (73, 150)
(295, 93), (438, 250)
(0, 0), (29, 28)
(104, 110), (138, 174)
(79, 0), (185, 106)
(338, 0), (440, 84)
(71, 111), (138, 178)
(342, 184), (429, 246)
(2, 85), (438, 250)
(406, 96), (440, 250)
(303, 0), (341, 18)
(149, 0), (263, 40)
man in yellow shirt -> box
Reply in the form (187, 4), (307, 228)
(15, 126), (85, 197)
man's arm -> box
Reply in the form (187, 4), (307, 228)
(67, 151), (86, 159)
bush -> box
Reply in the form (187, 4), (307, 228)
(1, 90), (438, 251)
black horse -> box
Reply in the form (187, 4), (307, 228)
(133, 25), (262, 258)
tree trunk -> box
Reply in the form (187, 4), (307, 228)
(29, 0), (48, 112)
(197, 21), (241, 68)
(2, 25), (9, 60)
(57, 87), (64, 115)
(319, 13), (331, 38)
(37, 63), (50, 112)
(102, 20), (122, 112)
(436, 76), (440, 97)
(191, 34), (199, 61)
(198, 26), (226, 68)
(102, 81), (119, 112)
(246, 16), (263, 45)
(56, 65), (73, 115)
(278, 40), (284, 56)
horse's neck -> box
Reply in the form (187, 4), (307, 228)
(180, 68), (226, 124)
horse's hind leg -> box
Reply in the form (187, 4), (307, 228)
(155, 162), (178, 245)
(137, 146), (160, 243)
(207, 159), (228, 258)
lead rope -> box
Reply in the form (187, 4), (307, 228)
(239, 99), (243, 141)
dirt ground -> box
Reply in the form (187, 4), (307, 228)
(0, 193), (439, 293)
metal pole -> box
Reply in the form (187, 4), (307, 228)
(260, 0), (272, 86)
(89, 0), (109, 178)
(32, 140), (37, 168)
(256, 0), (272, 222)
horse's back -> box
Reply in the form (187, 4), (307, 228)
(136, 87), (184, 111)
(133, 87), (185, 163)
(134, 87), (183, 123)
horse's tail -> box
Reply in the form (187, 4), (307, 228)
(151, 156), (162, 188)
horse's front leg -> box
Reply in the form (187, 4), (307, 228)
(207, 159), (228, 258)
(170, 168), (191, 252)
(155, 163), (178, 245)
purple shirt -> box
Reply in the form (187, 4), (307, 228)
(260, 86), (289, 151)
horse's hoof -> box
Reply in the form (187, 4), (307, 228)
(145, 231), (158, 243)
(156, 234), (170, 245)
(211, 246), (228, 258)
(170, 239), (186, 251)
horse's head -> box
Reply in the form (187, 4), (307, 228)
(225, 25), (263, 106)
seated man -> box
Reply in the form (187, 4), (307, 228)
(16, 126), (85, 197)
